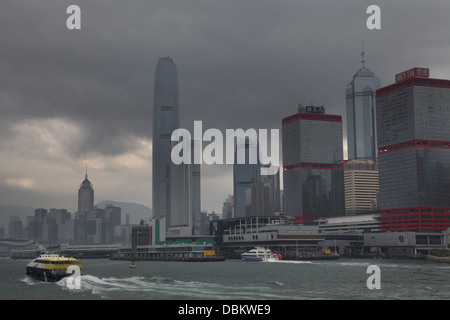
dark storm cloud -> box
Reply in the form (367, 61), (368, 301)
(2, 0), (450, 211)
(4, 0), (450, 154)
(1, 0), (153, 157)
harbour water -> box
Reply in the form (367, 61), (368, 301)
(1, 257), (449, 300)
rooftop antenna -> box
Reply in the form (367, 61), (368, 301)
(85, 164), (88, 179)
(361, 40), (366, 68)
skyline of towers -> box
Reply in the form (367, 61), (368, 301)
(147, 57), (449, 236)
(345, 50), (381, 161)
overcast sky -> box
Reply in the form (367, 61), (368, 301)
(1, 0), (450, 215)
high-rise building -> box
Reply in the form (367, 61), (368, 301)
(152, 56), (180, 219)
(245, 170), (281, 217)
(8, 216), (23, 239)
(233, 139), (261, 218)
(282, 105), (345, 218)
(344, 159), (379, 214)
(245, 182), (270, 217)
(262, 165), (281, 214)
(222, 195), (233, 220)
(168, 141), (201, 236)
(346, 50), (381, 161)
(152, 57), (201, 235)
(376, 67), (450, 232)
(78, 169), (94, 214)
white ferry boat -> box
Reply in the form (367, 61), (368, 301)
(25, 254), (82, 282)
(241, 247), (281, 262)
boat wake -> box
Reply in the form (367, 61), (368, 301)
(21, 276), (52, 286)
(264, 259), (312, 264)
(55, 274), (283, 299)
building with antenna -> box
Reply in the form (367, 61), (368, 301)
(78, 166), (94, 214)
(345, 45), (381, 161)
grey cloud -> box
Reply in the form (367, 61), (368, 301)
(2, 0), (450, 211)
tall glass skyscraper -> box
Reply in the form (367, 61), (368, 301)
(152, 57), (201, 235)
(152, 57), (180, 219)
(346, 51), (380, 160)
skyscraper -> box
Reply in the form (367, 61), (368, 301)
(346, 49), (381, 160)
(78, 168), (94, 214)
(152, 56), (180, 219)
(168, 141), (201, 236)
(282, 105), (345, 218)
(152, 57), (201, 235)
(376, 67), (450, 232)
(233, 139), (261, 218)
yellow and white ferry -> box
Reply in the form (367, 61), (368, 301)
(26, 254), (82, 282)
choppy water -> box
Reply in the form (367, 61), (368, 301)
(1, 257), (449, 300)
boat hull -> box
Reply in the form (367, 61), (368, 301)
(26, 267), (80, 282)
(241, 255), (264, 262)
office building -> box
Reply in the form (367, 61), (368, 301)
(78, 169), (94, 214)
(168, 150), (200, 236)
(152, 56), (180, 219)
(344, 159), (379, 214)
(263, 165), (281, 214)
(346, 50), (381, 160)
(376, 67), (450, 232)
(233, 139), (261, 218)
(282, 105), (345, 218)
(222, 195), (233, 220)
(245, 171), (280, 217)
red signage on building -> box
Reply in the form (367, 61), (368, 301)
(395, 67), (429, 83)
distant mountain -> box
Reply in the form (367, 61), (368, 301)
(0, 205), (35, 228)
(95, 200), (152, 224)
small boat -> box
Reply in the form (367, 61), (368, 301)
(241, 247), (280, 262)
(25, 254), (82, 282)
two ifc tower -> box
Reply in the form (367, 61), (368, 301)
(152, 56), (201, 236)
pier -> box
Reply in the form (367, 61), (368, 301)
(111, 243), (225, 262)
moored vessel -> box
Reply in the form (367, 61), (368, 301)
(25, 254), (82, 282)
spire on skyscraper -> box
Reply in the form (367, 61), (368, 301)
(361, 41), (365, 69)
